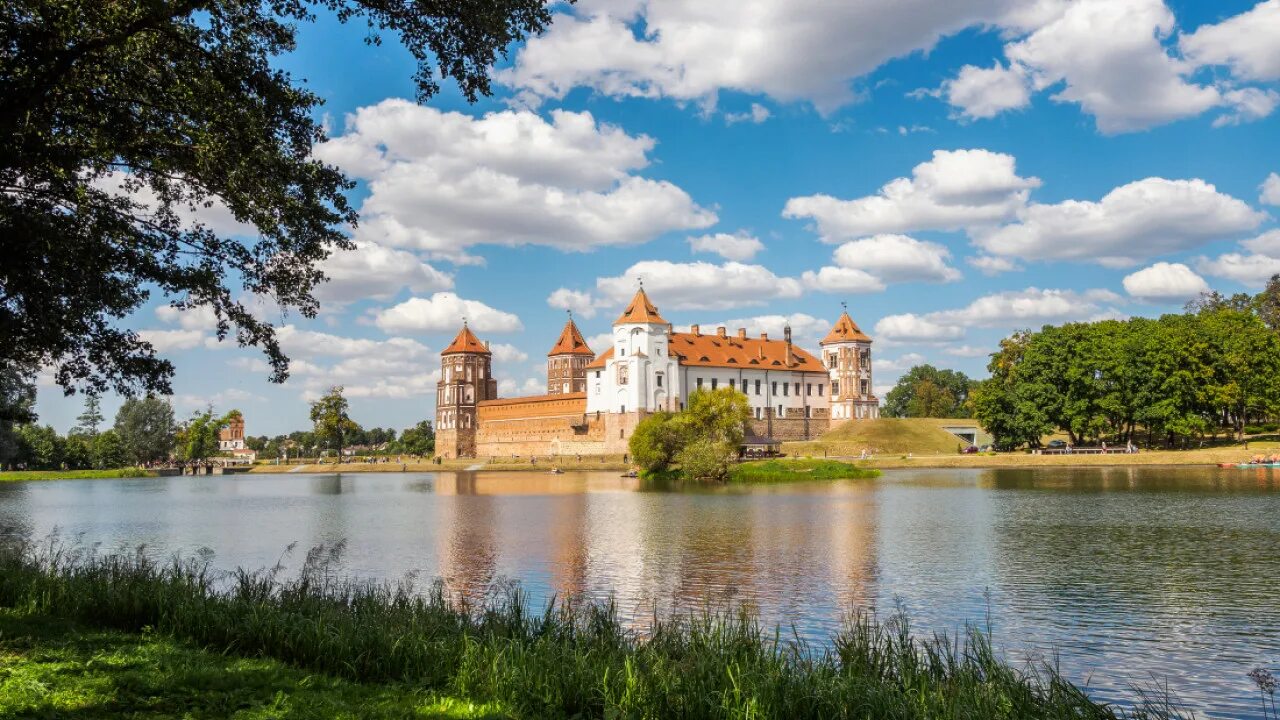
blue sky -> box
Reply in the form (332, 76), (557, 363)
(37, 0), (1280, 437)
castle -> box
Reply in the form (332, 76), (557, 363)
(435, 287), (879, 458)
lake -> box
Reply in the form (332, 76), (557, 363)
(1, 466), (1277, 718)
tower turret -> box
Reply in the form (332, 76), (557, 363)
(435, 322), (497, 458)
(547, 312), (594, 394)
(820, 307), (879, 422)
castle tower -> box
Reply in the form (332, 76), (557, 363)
(588, 285), (679, 415)
(547, 313), (594, 394)
(435, 322), (497, 458)
(820, 308), (879, 422)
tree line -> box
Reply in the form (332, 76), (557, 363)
(971, 281), (1280, 450)
(0, 382), (433, 471)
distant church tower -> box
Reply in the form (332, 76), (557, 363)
(821, 308), (880, 422)
(435, 322), (497, 458)
(546, 313), (594, 394)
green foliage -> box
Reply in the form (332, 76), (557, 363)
(175, 410), (233, 462)
(16, 425), (64, 469)
(1, 0), (559, 401)
(0, 467), (151, 481)
(61, 433), (92, 469)
(396, 420), (435, 456)
(0, 367), (36, 466)
(628, 412), (682, 472)
(90, 429), (127, 469)
(884, 365), (974, 418)
(72, 395), (104, 437)
(113, 396), (175, 463)
(0, 542), (1183, 720)
(728, 459), (880, 483)
(973, 302), (1280, 449)
(310, 386), (360, 458)
(630, 389), (751, 480)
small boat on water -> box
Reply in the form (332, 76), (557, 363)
(549, 468), (564, 474)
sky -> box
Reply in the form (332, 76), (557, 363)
(35, 0), (1280, 437)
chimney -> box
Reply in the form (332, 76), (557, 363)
(691, 324), (700, 336)
(716, 326), (727, 338)
(737, 328), (747, 340)
(667, 323), (674, 336)
(761, 332), (768, 341)
(784, 325), (793, 367)
(485, 340), (490, 350)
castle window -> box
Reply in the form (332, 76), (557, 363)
(728, 379), (735, 390)
(617, 364), (629, 385)
(782, 383), (788, 396)
(861, 380), (869, 396)
(795, 383), (801, 396)
(711, 379), (718, 390)
(755, 380), (761, 395)
(806, 383), (812, 396)
(805, 406), (811, 418)
(697, 378), (703, 389)
(777, 404), (783, 417)
(595, 371), (601, 378)
(828, 354), (836, 369)
(656, 373), (663, 388)
(817, 384), (823, 397)
(771, 381), (777, 395)
(832, 380), (839, 395)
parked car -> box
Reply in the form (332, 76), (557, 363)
(1047, 439), (1068, 449)
(962, 445), (979, 454)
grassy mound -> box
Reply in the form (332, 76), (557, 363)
(787, 418), (975, 457)
(728, 459), (880, 483)
(0, 540), (1181, 719)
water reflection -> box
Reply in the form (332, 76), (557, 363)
(0, 467), (1277, 718)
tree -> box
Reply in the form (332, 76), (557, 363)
(175, 410), (224, 462)
(310, 386), (359, 459)
(397, 421), (434, 456)
(629, 412), (683, 473)
(114, 396), (175, 463)
(0, 367), (36, 466)
(17, 424), (64, 469)
(62, 432), (92, 469)
(629, 388), (750, 480)
(1, 0), (559, 402)
(1255, 274), (1280, 333)
(883, 365), (973, 418)
(74, 394), (104, 436)
(91, 429), (128, 469)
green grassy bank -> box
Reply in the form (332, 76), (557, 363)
(0, 467), (154, 482)
(728, 459), (881, 483)
(0, 541), (1181, 719)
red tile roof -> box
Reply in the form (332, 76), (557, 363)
(821, 312), (872, 345)
(548, 318), (594, 356)
(442, 324), (489, 354)
(585, 346), (613, 370)
(670, 332), (824, 372)
(613, 287), (667, 325)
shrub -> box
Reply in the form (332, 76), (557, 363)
(1244, 425), (1265, 435)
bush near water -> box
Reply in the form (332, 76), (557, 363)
(0, 539), (1183, 719)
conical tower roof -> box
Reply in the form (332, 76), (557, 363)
(821, 311), (872, 345)
(613, 287), (667, 325)
(442, 323), (490, 354)
(548, 317), (594, 356)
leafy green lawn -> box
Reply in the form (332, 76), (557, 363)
(0, 609), (506, 719)
(728, 459), (881, 483)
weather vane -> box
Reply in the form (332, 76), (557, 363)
(841, 301), (847, 312)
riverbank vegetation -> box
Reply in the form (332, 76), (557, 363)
(0, 540), (1183, 719)
(728, 459), (880, 483)
(972, 282), (1280, 450)
(630, 388), (752, 481)
(0, 468), (154, 482)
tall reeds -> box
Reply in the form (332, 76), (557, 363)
(0, 537), (1181, 719)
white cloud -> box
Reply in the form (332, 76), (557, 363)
(1261, 173), (1280, 206)
(373, 292), (523, 334)
(1214, 87), (1280, 128)
(91, 171), (257, 237)
(831, 234), (961, 283)
(1244, 229), (1280, 255)
(315, 242), (452, 305)
(876, 287), (1123, 341)
(585, 333), (615, 355)
(172, 388), (259, 414)
(1181, 0), (1280, 82)
(967, 255), (1021, 275)
(490, 343), (529, 365)
(1122, 262), (1210, 301)
(874, 314), (965, 342)
(546, 288), (600, 319)
(940, 62), (1031, 119)
(1197, 253), (1280, 287)
(877, 352), (927, 372)
(271, 327), (440, 400)
(801, 266), (886, 294)
(1000, 0), (1224, 134)
(596, 261), (802, 310)
(499, 377), (545, 396)
(155, 305), (219, 332)
(725, 103), (771, 125)
(974, 178), (1265, 266)
(783, 149), (1040, 238)
(138, 329), (209, 352)
(315, 99), (715, 262)
(498, 0), (1052, 115)
(687, 231), (765, 261)
(944, 345), (991, 358)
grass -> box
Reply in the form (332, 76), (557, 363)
(251, 456), (632, 474)
(0, 467), (154, 482)
(728, 459), (881, 483)
(0, 610), (504, 719)
(0, 539), (1183, 720)
(788, 418), (974, 458)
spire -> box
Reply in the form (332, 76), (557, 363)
(613, 283), (667, 325)
(821, 309), (872, 345)
(548, 314), (594, 356)
(443, 322), (490, 354)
